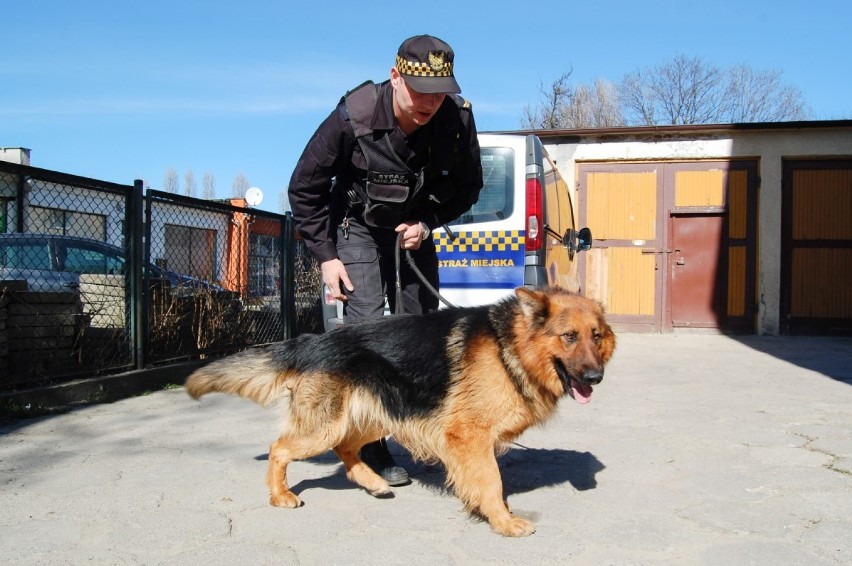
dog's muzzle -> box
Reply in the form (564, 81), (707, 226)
(580, 368), (603, 386)
(554, 359), (603, 404)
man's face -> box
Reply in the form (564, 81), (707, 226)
(391, 67), (447, 133)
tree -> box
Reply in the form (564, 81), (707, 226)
(278, 190), (290, 213)
(620, 54), (727, 125)
(524, 55), (812, 129)
(619, 54), (812, 125)
(522, 71), (575, 129)
(183, 169), (196, 198)
(231, 173), (250, 198)
(564, 80), (625, 128)
(163, 167), (179, 193)
(523, 73), (625, 129)
(724, 64), (810, 122)
(202, 172), (216, 200)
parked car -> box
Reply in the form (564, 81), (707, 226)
(321, 133), (592, 330)
(0, 233), (220, 293)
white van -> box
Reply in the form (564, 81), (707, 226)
(434, 133), (591, 307)
(322, 133), (591, 330)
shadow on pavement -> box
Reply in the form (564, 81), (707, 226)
(260, 445), (605, 499)
(733, 335), (852, 385)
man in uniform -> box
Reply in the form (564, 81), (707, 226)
(288, 34), (483, 485)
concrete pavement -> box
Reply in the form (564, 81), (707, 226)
(1, 334), (851, 565)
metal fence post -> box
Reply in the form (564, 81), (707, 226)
(142, 193), (155, 366)
(127, 180), (145, 370)
(281, 211), (295, 340)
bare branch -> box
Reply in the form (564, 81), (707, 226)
(725, 65), (812, 122)
(566, 80), (625, 128)
(618, 54), (811, 125)
(202, 172), (216, 200)
(163, 167), (179, 194)
(231, 173), (249, 199)
(183, 169), (196, 198)
(521, 70), (576, 129)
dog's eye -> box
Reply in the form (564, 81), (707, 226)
(593, 331), (602, 344)
(561, 332), (578, 344)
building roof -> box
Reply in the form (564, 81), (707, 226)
(485, 119), (852, 141)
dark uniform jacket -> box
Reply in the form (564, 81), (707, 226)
(288, 80), (483, 263)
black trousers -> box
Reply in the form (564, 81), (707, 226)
(334, 214), (439, 323)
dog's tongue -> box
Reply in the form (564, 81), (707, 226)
(571, 380), (593, 404)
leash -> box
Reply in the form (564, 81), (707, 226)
(394, 229), (456, 314)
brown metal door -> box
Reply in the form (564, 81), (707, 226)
(669, 214), (725, 327)
(781, 160), (852, 334)
(664, 163), (757, 332)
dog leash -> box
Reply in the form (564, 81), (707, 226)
(394, 230), (456, 314)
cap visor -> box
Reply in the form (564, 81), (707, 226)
(403, 75), (461, 94)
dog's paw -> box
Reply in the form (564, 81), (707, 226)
(269, 492), (302, 508)
(492, 515), (536, 537)
(368, 484), (392, 498)
(346, 466), (391, 496)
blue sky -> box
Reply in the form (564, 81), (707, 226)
(3, 0), (850, 213)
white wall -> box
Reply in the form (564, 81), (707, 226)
(0, 148), (31, 165)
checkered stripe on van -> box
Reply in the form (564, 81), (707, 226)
(435, 231), (525, 252)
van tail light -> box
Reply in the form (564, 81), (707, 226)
(525, 177), (543, 251)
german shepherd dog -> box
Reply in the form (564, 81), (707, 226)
(186, 287), (615, 536)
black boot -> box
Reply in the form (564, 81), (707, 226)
(359, 438), (409, 486)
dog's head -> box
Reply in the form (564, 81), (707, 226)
(514, 287), (616, 403)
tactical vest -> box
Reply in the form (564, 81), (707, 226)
(342, 80), (467, 227)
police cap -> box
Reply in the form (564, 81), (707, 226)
(395, 35), (461, 94)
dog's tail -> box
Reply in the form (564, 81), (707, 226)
(185, 346), (286, 407)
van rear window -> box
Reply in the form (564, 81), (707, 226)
(450, 147), (514, 225)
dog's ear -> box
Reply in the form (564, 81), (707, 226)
(597, 317), (617, 363)
(515, 287), (549, 326)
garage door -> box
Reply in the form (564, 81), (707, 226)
(781, 160), (852, 334)
(580, 164), (660, 331)
(578, 161), (757, 332)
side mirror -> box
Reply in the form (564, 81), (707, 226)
(577, 227), (592, 251)
(563, 227), (593, 259)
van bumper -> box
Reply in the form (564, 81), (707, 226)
(524, 265), (548, 288)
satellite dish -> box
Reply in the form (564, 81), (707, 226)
(245, 186), (264, 207)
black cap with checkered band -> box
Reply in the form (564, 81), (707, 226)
(395, 35), (461, 94)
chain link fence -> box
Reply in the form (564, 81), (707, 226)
(0, 160), (322, 391)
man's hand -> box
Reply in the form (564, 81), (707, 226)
(321, 259), (353, 304)
(395, 220), (427, 250)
